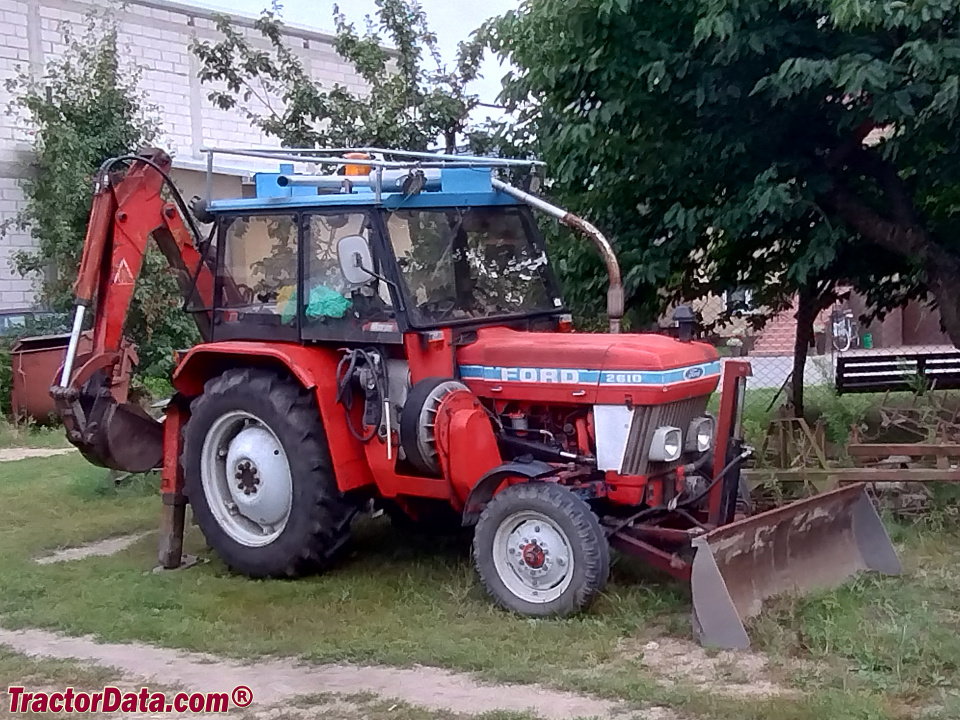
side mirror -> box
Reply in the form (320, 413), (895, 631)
(338, 234), (374, 285)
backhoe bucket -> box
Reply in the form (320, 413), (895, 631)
(81, 399), (164, 473)
(690, 483), (900, 649)
(53, 381), (163, 473)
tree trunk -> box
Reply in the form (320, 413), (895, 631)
(790, 285), (817, 419)
(820, 172), (960, 347)
(922, 248), (960, 348)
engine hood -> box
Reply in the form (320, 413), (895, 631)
(456, 327), (721, 405)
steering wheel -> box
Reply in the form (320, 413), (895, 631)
(420, 298), (458, 320)
(235, 284), (255, 304)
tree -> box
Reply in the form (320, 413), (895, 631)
(486, 0), (960, 415)
(5, 12), (199, 379)
(192, 0), (485, 152)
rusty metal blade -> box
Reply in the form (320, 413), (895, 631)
(690, 483), (901, 649)
(75, 400), (163, 473)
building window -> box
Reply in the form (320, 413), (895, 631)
(722, 288), (757, 315)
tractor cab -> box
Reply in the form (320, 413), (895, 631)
(190, 159), (567, 348)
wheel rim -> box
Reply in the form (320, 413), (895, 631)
(491, 510), (574, 604)
(199, 410), (293, 547)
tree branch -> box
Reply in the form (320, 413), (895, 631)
(845, 146), (918, 226)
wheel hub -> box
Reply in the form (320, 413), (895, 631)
(493, 512), (573, 604)
(521, 542), (545, 568)
(225, 426), (291, 527)
(235, 460), (261, 495)
(200, 411), (294, 548)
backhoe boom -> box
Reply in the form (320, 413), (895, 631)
(52, 149), (213, 472)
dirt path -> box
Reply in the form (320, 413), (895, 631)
(34, 533), (150, 565)
(633, 638), (791, 698)
(0, 447), (74, 462)
(0, 627), (656, 719)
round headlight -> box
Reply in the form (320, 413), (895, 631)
(650, 426), (682, 462)
(686, 416), (715, 453)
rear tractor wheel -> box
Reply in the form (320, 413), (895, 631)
(473, 483), (609, 617)
(182, 368), (355, 578)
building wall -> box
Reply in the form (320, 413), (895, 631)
(0, 0), (365, 308)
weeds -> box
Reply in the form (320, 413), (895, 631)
(0, 417), (69, 449)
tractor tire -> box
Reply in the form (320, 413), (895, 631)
(182, 368), (354, 578)
(473, 483), (609, 617)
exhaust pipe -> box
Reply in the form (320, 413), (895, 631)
(491, 178), (624, 333)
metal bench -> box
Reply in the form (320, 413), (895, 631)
(836, 350), (960, 394)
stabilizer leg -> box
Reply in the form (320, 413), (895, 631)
(156, 400), (193, 571)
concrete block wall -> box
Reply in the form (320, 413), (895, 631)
(0, 0), (365, 309)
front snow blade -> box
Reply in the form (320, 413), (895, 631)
(690, 483), (901, 649)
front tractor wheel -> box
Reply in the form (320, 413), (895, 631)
(182, 369), (354, 578)
(473, 483), (610, 617)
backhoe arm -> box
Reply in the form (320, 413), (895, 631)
(52, 148), (215, 472)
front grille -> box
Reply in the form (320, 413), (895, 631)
(620, 396), (710, 475)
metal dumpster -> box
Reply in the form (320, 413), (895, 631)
(10, 332), (136, 421)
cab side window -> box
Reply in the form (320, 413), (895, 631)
(219, 214), (298, 323)
(303, 213), (394, 334)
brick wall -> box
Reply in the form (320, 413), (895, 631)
(0, 0), (365, 308)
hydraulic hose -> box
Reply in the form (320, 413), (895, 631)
(605, 448), (752, 538)
(335, 348), (387, 443)
(672, 448), (753, 511)
(100, 154), (203, 242)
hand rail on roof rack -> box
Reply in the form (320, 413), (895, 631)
(198, 145), (544, 204)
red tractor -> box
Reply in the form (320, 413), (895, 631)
(52, 147), (900, 648)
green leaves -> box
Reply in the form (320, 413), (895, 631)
(5, 11), (197, 380)
(488, 0), (960, 337)
(191, 0), (484, 152)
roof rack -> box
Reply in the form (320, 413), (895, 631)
(198, 146), (545, 204)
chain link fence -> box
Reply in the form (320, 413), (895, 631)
(688, 293), (960, 463)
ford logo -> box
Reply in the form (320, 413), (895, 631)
(684, 366), (704, 380)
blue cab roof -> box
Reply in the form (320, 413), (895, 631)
(207, 166), (520, 214)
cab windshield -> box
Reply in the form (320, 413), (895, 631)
(386, 206), (561, 325)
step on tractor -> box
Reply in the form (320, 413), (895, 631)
(51, 147), (901, 648)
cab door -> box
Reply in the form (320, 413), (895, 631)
(211, 211), (301, 342)
(299, 210), (402, 345)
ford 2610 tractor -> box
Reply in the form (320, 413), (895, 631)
(52, 147), (900, 648)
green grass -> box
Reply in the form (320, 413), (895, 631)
(750, 521), (960, 716)
(0, 419), (70, 449)
(0, 455), (954, 719)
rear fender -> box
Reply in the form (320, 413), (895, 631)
(172, 342), (375, 492)
(462, 460), (556, 526)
